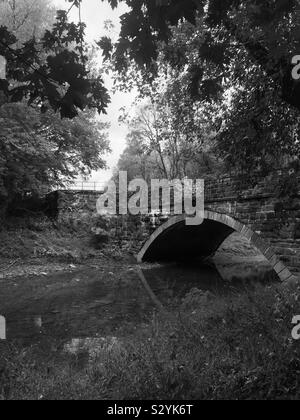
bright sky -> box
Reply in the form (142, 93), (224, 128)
(53, 0), (136, 184)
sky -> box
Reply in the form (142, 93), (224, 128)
(53, 0), (136, 184)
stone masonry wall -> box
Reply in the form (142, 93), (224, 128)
(55, 172), (300, 277)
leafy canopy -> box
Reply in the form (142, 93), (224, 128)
(0, 102), (110, 207)
(99, 0), (300, 176)
(2, 0), (299, 118)
(0, 1), (110, 216)
(0, 0), (110, 118)
(99, 0), (300, 113)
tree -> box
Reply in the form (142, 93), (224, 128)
(0, 0), (111, 220)
(0, 102), (110, 217)
(102, 1), (300, 176)
(216, 52), (300, 176)
(114, 128), (159, 183)
(117, 92), (221, 182)
(100, 0), (300, 113)
(0, 0), (110, 118)
(2, 0), (299, 119)
(0, 0), (56, 42)
(154, 17), (300, 176)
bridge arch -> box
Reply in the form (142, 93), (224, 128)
(137, 211), (294, 283)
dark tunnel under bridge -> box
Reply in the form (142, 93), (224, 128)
(139, 216), (233, 262)
(137, 212), (297, 284)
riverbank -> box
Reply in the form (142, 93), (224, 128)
(0, 278), (299, 400)
(0, 221), (299, 400)
(0, 217), (138, 280)
(0, 218), (272, 281)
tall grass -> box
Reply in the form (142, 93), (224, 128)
(0, 284), (299, 400)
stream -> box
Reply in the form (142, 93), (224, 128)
(0, 255), (276, 344)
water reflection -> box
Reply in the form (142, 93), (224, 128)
(141, 263), (224, 303)
(0, 260), (276, 343)
(138, 261), (269, 307)
(1, 267), (154, 342)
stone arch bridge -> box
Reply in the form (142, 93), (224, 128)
(53, 172), (300, 283)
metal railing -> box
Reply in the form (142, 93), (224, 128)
(64, 181), (107, 191)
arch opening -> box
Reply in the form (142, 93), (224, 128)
(137, 212), (295, 283)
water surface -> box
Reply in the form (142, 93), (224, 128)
(0, 259), (275, 344)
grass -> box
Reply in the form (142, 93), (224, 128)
(0, 284), (299, 400)
(0, 215), (147, 263)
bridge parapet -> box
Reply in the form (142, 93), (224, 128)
(205, 172), (300, 202)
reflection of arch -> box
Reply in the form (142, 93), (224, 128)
(137, 211), (294, 283)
